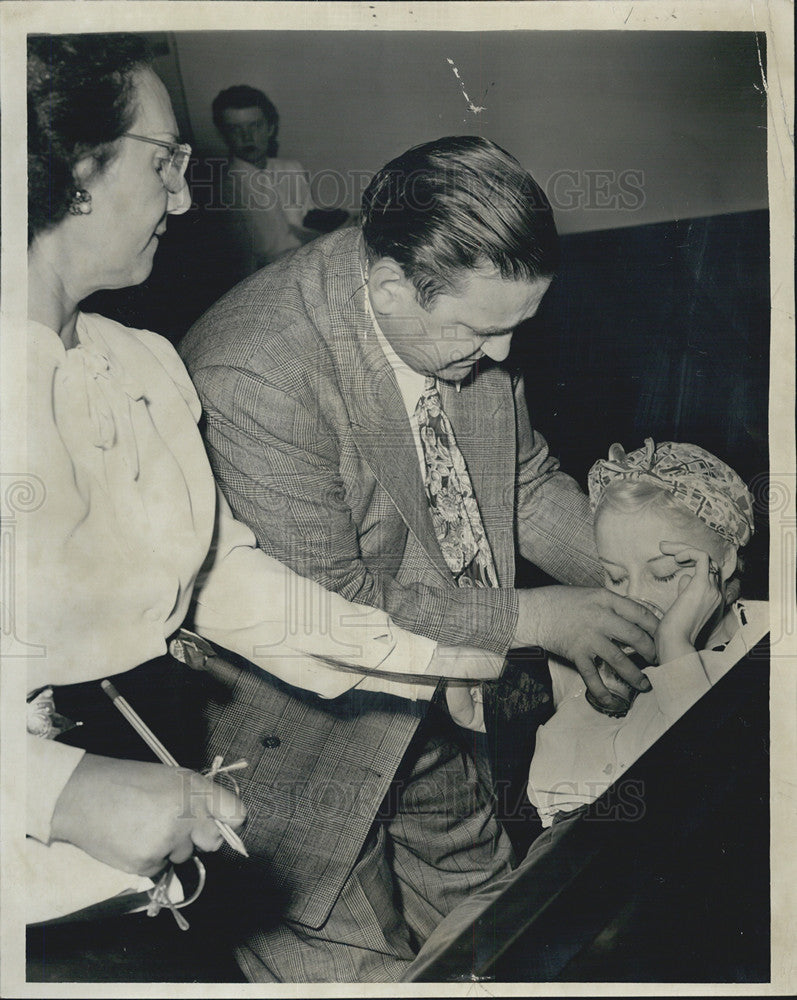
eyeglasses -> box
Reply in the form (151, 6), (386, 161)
(122, 132), (192, 194)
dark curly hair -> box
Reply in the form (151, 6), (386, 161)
(361, 136), (559, 309)
(212, 85), (279, 158)
(27, 33), (152, 244)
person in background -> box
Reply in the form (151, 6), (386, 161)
(213, 84), (347, 275)
(22, 34), (506, 975)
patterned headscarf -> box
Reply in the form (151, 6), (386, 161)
(588, 438), (754, 547)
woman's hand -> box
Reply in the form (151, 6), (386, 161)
(655, 542), (723, 663)
(50, 754), (246, 877)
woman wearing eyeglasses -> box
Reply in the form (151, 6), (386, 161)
(23, 35), (502, 977)
(24, 35), (242, 966)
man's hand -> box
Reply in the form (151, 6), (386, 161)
(655, 542), (723, 663)
(514, 586), (659, 712)
(50, 754), (246, 877)
(445, 684), (486, 732)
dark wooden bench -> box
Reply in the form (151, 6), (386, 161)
(408, 635), (771, 983)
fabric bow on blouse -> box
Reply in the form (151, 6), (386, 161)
(24, 314), (220, 690)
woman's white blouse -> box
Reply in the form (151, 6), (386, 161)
(23, 314), (436, 845)
(527, 600), (769, 827)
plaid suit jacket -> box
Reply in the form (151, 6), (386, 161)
(181, 229), (602, 926)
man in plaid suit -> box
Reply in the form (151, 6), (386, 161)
(181, 136), (658, 981)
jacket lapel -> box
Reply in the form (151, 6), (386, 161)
(322, 236), (453, 582)
(440, 369), (516, 585)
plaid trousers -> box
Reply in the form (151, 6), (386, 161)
(234, 704), (515, 983)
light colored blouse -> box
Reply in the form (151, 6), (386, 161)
(527, 600), (769, 827)
(223, 156), (313, 270)
(23, 313), (437, 882)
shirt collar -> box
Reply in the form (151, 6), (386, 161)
(362, 277), (428, 421)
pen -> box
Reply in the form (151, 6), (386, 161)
(101, 679), (249, 859)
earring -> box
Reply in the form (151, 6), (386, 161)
(68, 189), (92, 215)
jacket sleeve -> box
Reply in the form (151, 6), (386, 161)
(189, 361), (519, 655)
(190, 485), (438, 698)
(513, 375), (604, 586)
(139, 328), (441, 698)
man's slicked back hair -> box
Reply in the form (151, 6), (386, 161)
(361, 136), (559, 308)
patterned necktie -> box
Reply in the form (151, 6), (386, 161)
(415, 377), (498, 589)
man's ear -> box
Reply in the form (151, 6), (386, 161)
(367, 257), (412, 316)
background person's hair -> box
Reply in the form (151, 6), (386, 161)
(594, 478), (742, 604)
(27, 33), (151, 244)
(361, 135), (560, 309)
(212, 85), (279, 157)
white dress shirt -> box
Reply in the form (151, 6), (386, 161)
(365, 294), (429, 473)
